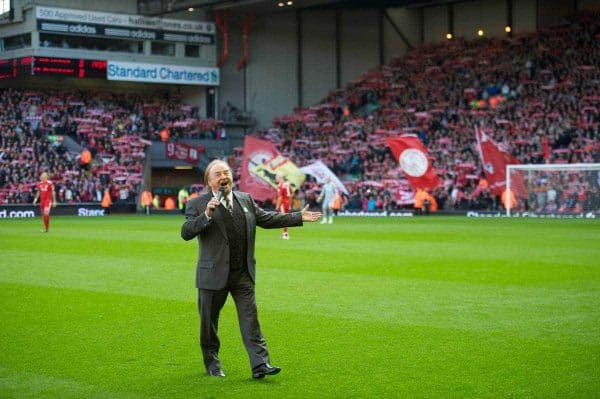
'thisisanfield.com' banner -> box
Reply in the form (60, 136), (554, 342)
(36, 6), (215, 35)
(466, 211), (597, 219)
(107, 61), (219, 86)
(337, 210), (414, 217)
(0, 204), (106, 218)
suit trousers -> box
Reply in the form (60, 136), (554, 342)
(198, 268), (270, 371)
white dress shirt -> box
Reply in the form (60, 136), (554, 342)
(205, 190), (233, 219)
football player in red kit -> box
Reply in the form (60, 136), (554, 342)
(276, 174), (292, 239)
(32, 172), (57, 233)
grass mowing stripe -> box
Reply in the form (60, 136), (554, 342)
(1, 259), (597, 344)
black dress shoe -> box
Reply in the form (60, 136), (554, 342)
(252, 363), (281, 379)
(207, 368), (225, 377)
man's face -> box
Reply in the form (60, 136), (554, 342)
(208, 162), (233, 195)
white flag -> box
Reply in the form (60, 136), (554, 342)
(300, 160), (348, 195)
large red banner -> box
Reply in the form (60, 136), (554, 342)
(475, 127), (525, 197)
(386, 135), (440, 190)
(240, 136), (279, 201)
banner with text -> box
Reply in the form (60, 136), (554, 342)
(107, 61), (219, 86)
(0, 204), (106, 218)
(165, 142), (204, 164)
(36, 6), (215, 34)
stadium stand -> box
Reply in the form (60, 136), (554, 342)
(248, 12), (599, 212)
(1, 13), (598, 213)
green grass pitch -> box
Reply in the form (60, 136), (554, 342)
(0, 215), (599, 398)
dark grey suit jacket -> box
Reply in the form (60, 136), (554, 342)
(181, 190), (303, 290)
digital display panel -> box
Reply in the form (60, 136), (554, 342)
(0, 57), (106, 79)
(32, 57), (107, 78)
(0, 57), (31, 79)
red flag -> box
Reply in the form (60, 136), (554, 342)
(475, 127), (526, 198)
(240, 136), (279, 201)
(386, 135), (440, 190)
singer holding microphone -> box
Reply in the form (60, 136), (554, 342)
(181, 160), (321, 379)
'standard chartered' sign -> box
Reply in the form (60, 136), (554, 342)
(107, 61), (219, 86)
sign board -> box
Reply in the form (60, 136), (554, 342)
(107, 61), (219, 86)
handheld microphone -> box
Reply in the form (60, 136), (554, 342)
(216, 186), (225, 201)
(204, 187), (225, 218)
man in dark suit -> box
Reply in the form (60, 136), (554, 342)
(181, 160), (321, 379)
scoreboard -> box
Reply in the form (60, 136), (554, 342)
(33, 57), (107, 78)
(0, 57), (31, 79)
(0, 57), (107, 79)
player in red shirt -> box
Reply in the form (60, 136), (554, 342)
(32, 172), (57, 233)
(276, 174), (292, 239)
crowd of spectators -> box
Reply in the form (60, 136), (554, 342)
(55, 90), (222, 143)
(244, 12), (599, 213)
(0, 88), (223, 205)
(2, 12), (598, 214)
(523, 170), (599, 214)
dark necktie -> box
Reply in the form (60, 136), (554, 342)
(225, 197), (233, 214)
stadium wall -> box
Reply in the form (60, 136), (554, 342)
(578, 0), (600, 11)
(247, 12), (299, 132)
(180, 85), (208, 119)
(513, 0), (537, 34)
(218, 8), (382, 129)
(151, 169), (200, 191)
(454, 0), (506, 40)
(538, 0), (570, 28)
(382, 7), (420, 63)
(423, 5), (448, 44)
(300, 9), (336, 107)
(339, 8), (380, 90)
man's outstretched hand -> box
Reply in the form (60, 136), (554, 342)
(301, 205), (322, 222)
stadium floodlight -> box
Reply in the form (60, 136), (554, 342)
(506, 163), (600, 217)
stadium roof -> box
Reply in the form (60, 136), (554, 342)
(139, 0), (462, 15)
